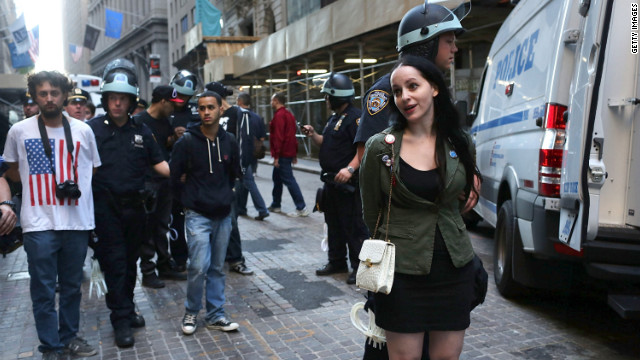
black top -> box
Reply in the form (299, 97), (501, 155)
(222, 105), (240, 134)
(169, 125), (241, 219)
(87, 114), (164, 195)
(319, 103), (360, 173)
(134, 110), (173, 161)
(170, 104), (199, 129)
(398, 157), (441, 202)
(354, 73), (392, 144)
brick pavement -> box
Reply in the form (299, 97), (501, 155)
(1, 160), (639, 359)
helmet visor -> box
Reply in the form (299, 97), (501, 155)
(426, 0), (470, 22)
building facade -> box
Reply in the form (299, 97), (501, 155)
(62, 0), (91, 75)
(0, 0), (17, 74)
(87, 0), (170, 101)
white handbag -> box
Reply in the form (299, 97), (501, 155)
(356, 239), (395, 294)
(356, 142), (396, 294)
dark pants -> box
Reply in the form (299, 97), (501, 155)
(93, 191), (146, 330)
(139, 179), (173, 275)
(225, 183), (244, 265)
(170, 201), (188, 267)
(323, 183), (369, 270)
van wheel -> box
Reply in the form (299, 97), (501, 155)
(462, 210), (482, 229)
(494, 200), (523, 297)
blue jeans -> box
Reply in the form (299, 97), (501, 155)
(271, 157), (306, 210)
(184, 210), (232, 322)
(237, 164), (268, 216)
(23, 230), (90, 353)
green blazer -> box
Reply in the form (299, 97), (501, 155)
(360, 127), (475, 275)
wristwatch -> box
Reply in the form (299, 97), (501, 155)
(347, 166), (355, 174)
(0, 200), (15, 211)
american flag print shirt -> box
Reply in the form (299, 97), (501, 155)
(25, 138), (80, 206)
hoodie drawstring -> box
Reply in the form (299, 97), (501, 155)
(207, 138), (213, 173)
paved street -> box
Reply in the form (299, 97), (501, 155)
(1, 158), (639, 360)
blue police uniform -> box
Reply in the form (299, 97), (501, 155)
(87, 114), (164, 331)
(319, 103), (369, 271)
(354, 73), (392, 145)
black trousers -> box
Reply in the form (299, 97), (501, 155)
(93, 191), (145, 329)
(170, 200), (188, 267)
(139, 179), (173, 275)
(323, 183), (369, 270)
(225, 184), (244, 264)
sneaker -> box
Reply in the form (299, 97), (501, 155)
(66, 336), (97, 357)
(230, 262), (254, 275)
(42, 350), (61, 360)
(267, 206), (281, 213)
(254, 212), (269, 221)
(206, 317), (239, 332)
(142, 273), (165, 288)
(181, 313), (198, 335)
(287, 208), (310, 217)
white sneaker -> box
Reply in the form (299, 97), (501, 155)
(287, 208), (310, 217)
(181, 313), (197, 335)
(206, 317), (239, 332)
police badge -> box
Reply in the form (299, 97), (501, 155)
(366, 90), (390, 116)
(134, 134), (144, 148)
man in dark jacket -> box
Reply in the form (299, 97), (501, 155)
(170, 91), (241, 336)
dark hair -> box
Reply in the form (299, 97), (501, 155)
(272, 92), (286, 105)
(389, 55), (480, 197)
(237, 92), (251, 107)
(400, 37), (439, 63)
(27, 71), (73, 101)
(86, 102), (96, 115)
(196, 90), (222, 106)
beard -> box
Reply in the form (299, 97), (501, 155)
(41, 105), (63, 118)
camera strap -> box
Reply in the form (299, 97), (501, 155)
(37, 115), (78, 184)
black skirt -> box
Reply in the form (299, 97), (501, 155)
(373, 231), (475, 333)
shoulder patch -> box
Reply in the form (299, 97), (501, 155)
(366, 90), (390, 116)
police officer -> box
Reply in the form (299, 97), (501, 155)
(167, 69), (199, 272)
(355, 2), (466, 159)
(21, 90), (40, 118)
(65, 88), (89, 120)
(87, 58), (169, 348)
(301, 73), (369, 284)
(353, 3), (471, 359)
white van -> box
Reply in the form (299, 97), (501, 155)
(468, 0), (640, 318)
(68, 74), (105, 117)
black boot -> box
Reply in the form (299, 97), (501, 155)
(316, 262), (349, 276)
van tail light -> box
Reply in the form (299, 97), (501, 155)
(539, 104), (568, 197)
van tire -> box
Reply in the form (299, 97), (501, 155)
(494, 200), (523, 297)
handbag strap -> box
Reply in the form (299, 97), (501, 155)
(372, 140), (395, 242)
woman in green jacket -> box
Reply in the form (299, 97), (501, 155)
(360, 55), (481, 360)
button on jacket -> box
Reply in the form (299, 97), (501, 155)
(359, 127), (476, 275)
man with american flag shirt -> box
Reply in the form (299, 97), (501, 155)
(3, 71), (101, 359)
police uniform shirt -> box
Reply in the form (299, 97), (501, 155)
(88, 115), (164, 195)
(354, 73), (392, 144)
(134, 110), (172, 161)
(319, 103), (360, 173)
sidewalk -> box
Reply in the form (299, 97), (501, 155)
(0, 165), (367, 360)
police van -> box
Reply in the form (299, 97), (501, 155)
(68, 74), (105, 116)
(468, 0), (640, 318)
